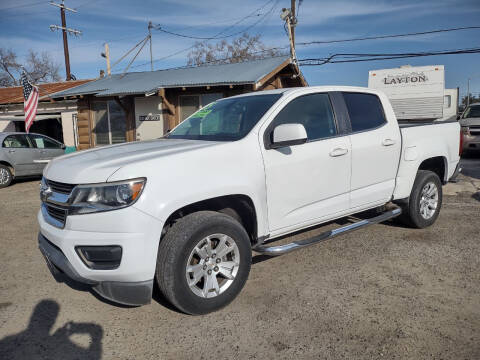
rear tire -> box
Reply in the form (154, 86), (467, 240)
(0, 165), (13, 188)
(156, 211), (251, 315)
(398, 170), (443, 229)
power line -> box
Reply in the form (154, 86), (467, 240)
(297, 25), (480, 46)
(0, 0), (47, 11)
(151, 0), (277, 40)
(298, 47), (480, 65)
(129, 0), (279, 70)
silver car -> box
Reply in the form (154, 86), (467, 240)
(460, 103), (480, 153)
(0, 132), (65, 188)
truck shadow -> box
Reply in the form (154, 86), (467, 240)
(0, 299), (103, 360)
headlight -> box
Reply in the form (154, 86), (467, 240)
(69, 178), (146, 215)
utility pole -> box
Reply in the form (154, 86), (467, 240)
(49, 0), (82, 81)
(280, 7), (298, 62)
(467, 78), (470, 107)
(290, 0), (296, 48)
(148, 21), (153, 71)
(103, 43), (111, 76)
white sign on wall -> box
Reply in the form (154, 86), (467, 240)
(134, 97), (164, 141)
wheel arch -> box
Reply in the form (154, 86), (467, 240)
(417, 156), (448, 184)
(0, 160), (14, 176)
(161, 194), (258, 244)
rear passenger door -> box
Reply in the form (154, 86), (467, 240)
(341, 92), (401, 209)
(2, 134), (38, 176)
(29, 134), (65, 170)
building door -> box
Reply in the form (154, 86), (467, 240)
(92, 101), (127, 146)
(179, 93), (223, 122)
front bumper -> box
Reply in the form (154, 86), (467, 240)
(37, 205), (164, 306)
(462, 134), (480, 151)
(39, 233), (153, 306)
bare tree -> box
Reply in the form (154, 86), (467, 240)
(187, 33), (284, 66)
(0, 48), (21, 87)
(0, 48), (61, 87)
(24, 50), (61, 84)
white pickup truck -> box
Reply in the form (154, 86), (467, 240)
(38, 86), (461, 314)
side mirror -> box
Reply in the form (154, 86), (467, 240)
(270, 123), (308, 149)
(61, 144), (66, 149)
(456, 115), (461, 120)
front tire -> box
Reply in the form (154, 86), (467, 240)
(398, 170), (443, 228)
(0, 165), (13, 188)
(156, 211), (251, 315)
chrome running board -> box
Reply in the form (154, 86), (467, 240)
(253, 207), (402, 256)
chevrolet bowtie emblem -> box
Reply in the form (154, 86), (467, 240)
(40, 183), (52, 202)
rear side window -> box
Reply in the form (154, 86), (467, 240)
(342, 92), (386, 132)
(29, 134), (62, 149)
(270, 93), (337, 141)
(2, 135), (31, 148)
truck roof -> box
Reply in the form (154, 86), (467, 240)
(229, 86), (385, 98)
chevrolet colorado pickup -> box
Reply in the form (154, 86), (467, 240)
(38, 86), (461, 314)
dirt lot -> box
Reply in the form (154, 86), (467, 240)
(0, 165), (479, 359)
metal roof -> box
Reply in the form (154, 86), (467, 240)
(52, 56), (291, 97)
(0, 79), (93, 105)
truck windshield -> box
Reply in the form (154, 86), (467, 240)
(166, 94), (282, 141)
(462, 105), (480, 119)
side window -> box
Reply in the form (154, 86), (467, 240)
(270, 93), (337, 141)
(30, 135), (62, 149)
(342, 92), (387, 132)
(2, 135), (31, 148)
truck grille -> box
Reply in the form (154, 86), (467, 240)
(469, 126), (480, 136)
(46, 179), (76, 194)
(45, 204), (67, 226)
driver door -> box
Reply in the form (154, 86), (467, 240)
(260, 93), (352, 235)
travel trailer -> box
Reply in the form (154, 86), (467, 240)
(368, 65), (457, 121)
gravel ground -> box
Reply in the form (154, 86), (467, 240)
(0, 166), (479, 359)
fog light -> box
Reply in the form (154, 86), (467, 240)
(76, 246), (122, 270)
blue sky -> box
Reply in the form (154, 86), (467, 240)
(1, 0), (480, 98)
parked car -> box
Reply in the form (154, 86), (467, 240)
(37, 86), (461, 314)
(459, 103), (480, 153)
(0, 132), (66, 188)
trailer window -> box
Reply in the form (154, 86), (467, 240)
(444, 95), (451, 108)
(342, 92), (387, 132)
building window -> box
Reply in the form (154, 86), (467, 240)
(179, 93), (223, 121)
(92, 101), (126, 146)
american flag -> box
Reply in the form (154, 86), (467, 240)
(21, 72), (39, 133)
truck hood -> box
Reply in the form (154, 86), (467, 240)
(460, 117), (480, 127)
(44, 139), (221, 184)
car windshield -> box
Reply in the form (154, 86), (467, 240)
(462, 105), (480, 118)
(166, 94), (282, 141)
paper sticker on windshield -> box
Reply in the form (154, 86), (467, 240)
(191, 102), (215, 118)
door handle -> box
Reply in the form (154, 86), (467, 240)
(40, 150), (47, 153)
(382, 139), (396, 146)
(8, 149), (15, 153)
(329, 147), (348, 157)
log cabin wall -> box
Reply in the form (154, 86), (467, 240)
(76, 97), (92, 150)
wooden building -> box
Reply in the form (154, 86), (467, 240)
(0, 80), (93, 150)
(51, 56), (306, 150)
